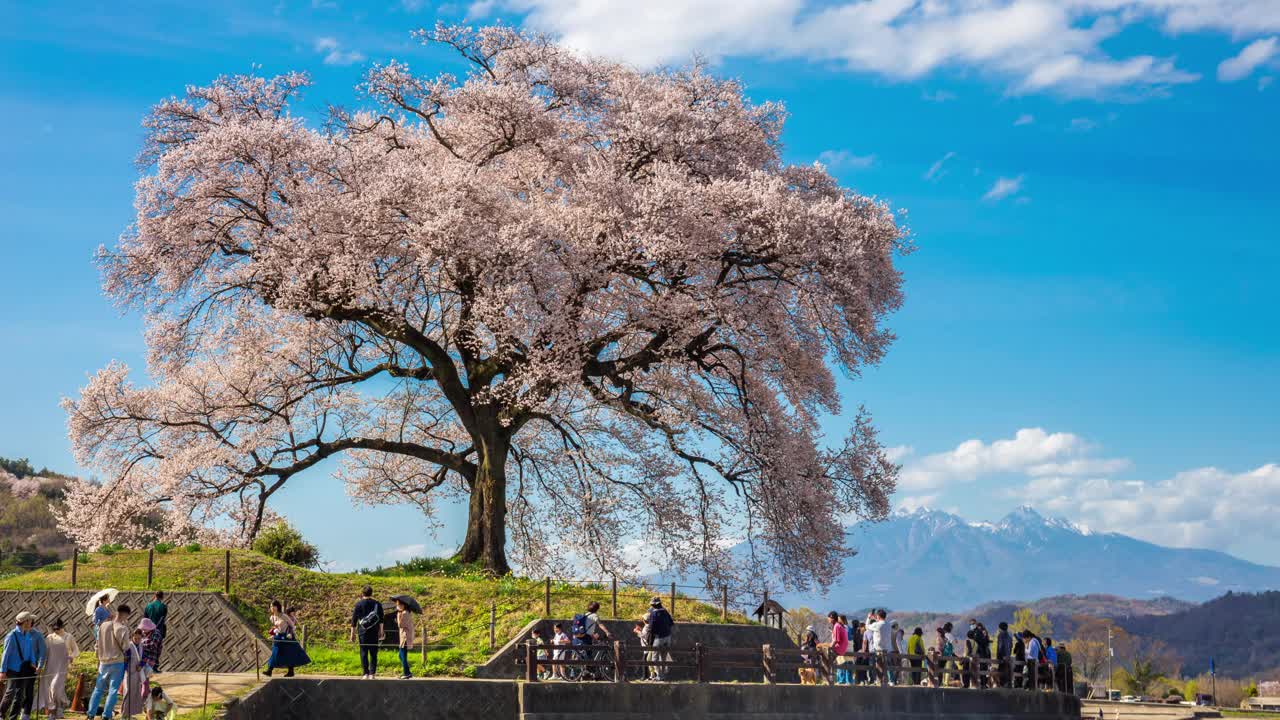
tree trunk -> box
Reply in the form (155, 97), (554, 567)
(455, 433), (510, 574)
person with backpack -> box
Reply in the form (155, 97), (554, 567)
(1, 611), (39, 720)
(349, 586), (385, 679)
(996, 622), (1013, 688)
(142, 592), (168, 673)
(906, 627), (925, 686)
(571, 602), (609, 680)
(644, 598), (674, 681)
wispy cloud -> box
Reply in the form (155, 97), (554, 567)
(922, 90), (957, 103)
(1014, 113), (1035, 126)
(924, 151), (956, 182)
(817, 149), (877, 170)
(1218, 37), (1278, 82)
(1069, 117), (1099, 132)
(983, 174), (1025, 201)
(314, 36), (366, 66)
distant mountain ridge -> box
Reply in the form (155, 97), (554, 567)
(770, 505), (1280, 613)
(893, 593), (1195, 642)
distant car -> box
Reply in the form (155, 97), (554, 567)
(1120, 696), (1139, 703)
(1194, 694), (1215, 707)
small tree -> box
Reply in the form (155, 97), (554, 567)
(252, 521), (320, 569)
(1013, 607), (1054, 638)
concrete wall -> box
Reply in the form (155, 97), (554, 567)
(222, 678), (1082, 720)
(478, 618), (796, 682)
(222, 678), (520, 720)
(0, 590), (270, 673)
(521, 683), (1083, 720)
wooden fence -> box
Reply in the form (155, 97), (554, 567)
(523, 642), (1075, 691)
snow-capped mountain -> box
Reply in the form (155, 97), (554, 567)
(772, 505), (1280, 613)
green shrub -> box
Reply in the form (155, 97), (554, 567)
(251, 522), (320, 569)
(97, 543), (124, 555)
(184, 542), (202, 553)
(154, 542), (174, 554)
(76, 553), (91, 565)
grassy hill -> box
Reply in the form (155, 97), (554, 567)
(0, 546), (748, 676)
(0, 456), (75, 573)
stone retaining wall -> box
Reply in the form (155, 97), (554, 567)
(222, 678), (1082, 720)
(0, 590), (270, 673)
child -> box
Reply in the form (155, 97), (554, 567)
(145, 685), (177, 720)
(552, 622), (570, 680)
(533, 627), (551, 680)
(139, 617), (162, 693)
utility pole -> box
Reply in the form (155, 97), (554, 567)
(1107, 625), (1113, 700)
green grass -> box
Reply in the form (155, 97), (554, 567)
(0, 548), (749, 677)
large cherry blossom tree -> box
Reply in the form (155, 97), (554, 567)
(64, 25), (905, 587)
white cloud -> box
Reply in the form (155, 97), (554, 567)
(1069, 117), (1099, 131)
(1014, 113), (1035, 126)
(382, 543), (428, 562)
(314, 36), (366, 66)
(817, 149), (878, 170)
(924, 151), (956, 182)
(897, 427), (1125, 491)
(1217, 36), (1279, 81)
(983, 174), (1025, 201)
(481, 0), (1280, 98)
(1018, 462), (1280, 556)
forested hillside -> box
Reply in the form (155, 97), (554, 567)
(1121, 591), (1280, 677)
(0, 456), (75, 573)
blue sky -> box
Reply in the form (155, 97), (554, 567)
(2, 1), (1278, 571)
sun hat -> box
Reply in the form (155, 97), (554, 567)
(15, 611), (36, 623)
(138, 618), (157, 632)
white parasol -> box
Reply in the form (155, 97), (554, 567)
(84, 588), (120, 617)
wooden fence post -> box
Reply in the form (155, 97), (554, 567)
(254, 635), (260, 681)
(71, 548), (78, 587)
(669, 582), (676, 621)
(720, 586), (728, 622)
(611, 577), (618, 618)
(825, 648), (836, 686)
(694, 642), (705, 683)
(489, 601), (497, 650)
(224, 550), (231, 595)
(202, 670), (210, 714)
(525, 642), (538, 682)
(762, 644), (775, 684)
(421, 625), (427, 668)
(762, 589), (769, 627)
(613, 640), (625, 683)
(147, 548), (154, 588)
(544, 577), (551, 617)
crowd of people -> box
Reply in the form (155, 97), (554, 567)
(1, 590), (175, 720)
(528, 597), (675, 682)
(801, 610), (1074, 691)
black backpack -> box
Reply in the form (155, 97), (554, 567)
(648, 608), (674, 638)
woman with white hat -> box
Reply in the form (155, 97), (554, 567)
(0, 610), (39, 720)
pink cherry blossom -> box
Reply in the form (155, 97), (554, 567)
(64, 24), (905, 589)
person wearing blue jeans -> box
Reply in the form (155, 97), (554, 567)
(87, 604), (132, 720)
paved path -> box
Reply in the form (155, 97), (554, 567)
(148, 671), (261, 711)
